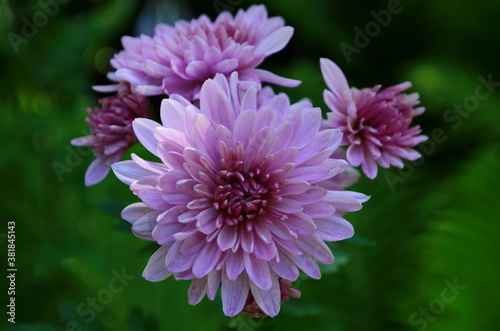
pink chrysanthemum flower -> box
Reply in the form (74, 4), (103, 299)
(72, 83), (149, 186)
(112, 73), (368, 317)
(320, 58), (427, 179)
(109, 4), (300, 100)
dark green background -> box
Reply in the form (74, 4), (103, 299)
(2, 0), (499, 330)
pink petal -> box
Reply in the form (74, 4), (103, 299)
(295, 236), (334, 264)
(131, 153), (167, 174)
(142, 245), (172, 282)
(267, 221), (297, 240)
(92, 84), (121, 93)
(132, 211), (160, 241)
(160, 99), (189, 131)
(233, 109), (258, 147)
(217, 225), (238, 251)
(155, 128), (191, 153)
(302, 202), (335, 218)
(240, 85), (258, 111)
(270, 198), (303, 213)
(164, 241), (197, 272)
(203, 46), (222, 65)
(212, 59), (238, 74)
(135, 84), (163, 96)
(196, 208), (218, 234)
(320, 58), (351, 102)
(153, 209), (186, 245)
(180, 232), (207, 255)
(85, 157), (110, 186)
(71, 136), (95, 146)
(253, 69), (301, 87)
(221, 270), (249, 316)
(249, 272), (281, 317)
(252, 234), (278, 261)
(270, 253), (299, 281)
(283, 213), (317, 237)
(186, 60), (209, 77)
(188, 277), (208, 305)
(142, 59), (171, 78)
(200, 80), (235, 129)
(256, 26), (294, 55)
(285, 251), (321, 279)
(315, 216), (354, 241)
(133, 118), (161, 157)
(361, 149), (378, 179)
(121, 202), (152, 223)
(323, 191), (364, 213)
(192, 242), (222, 278)
(288, 187), (327, 205)
(112, 160), (158, 185)
(290, 166), (330, 183)
(207, 270), (221, 300)
(279, 179), (310, 196)
(244, 252), (272, 290)
(115, 68), (152, 86)
(346, 144), (364, 167)
(226, 250), (245, 280)
(240, 226), (254, 253)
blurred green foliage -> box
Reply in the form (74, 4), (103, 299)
(1, 0), (499, 330)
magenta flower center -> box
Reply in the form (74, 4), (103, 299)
(214, 166), (277, 225)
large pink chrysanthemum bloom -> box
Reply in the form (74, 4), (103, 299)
(72, 83), (149, 186)
(109, 4), (300, 101)
(112, 73), (368, 317)
(320, 58), (427, 179)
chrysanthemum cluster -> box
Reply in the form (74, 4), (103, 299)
(110, 4), (299, 99)
(112, 73), (368, 316)
(72, 82), (149, 186)
(73, 4), (426, 318)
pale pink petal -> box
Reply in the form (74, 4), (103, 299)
(270, 253), (299, 281)
(112, 160), (158, 185)
(188, 277), (208, 305)
(256, 26), (294, 55)
(192, 242), (222, 278)
(315, 216), (354, 241)
(253, 69), (301, 87)
(244, 252), (272, 291)
(207, 270), (221, 300)
(249, 272), (281, 317)
(320, 58), (351, 101)
(143, 245), (172, 281)
(85, 157), (111, 186)
(226, 250), (245, 280)
(221, 270), (249, 316)
(133, 118), (161, 157)
(132, 211), (160, 241)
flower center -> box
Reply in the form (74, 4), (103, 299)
(213, 169), (269, 225)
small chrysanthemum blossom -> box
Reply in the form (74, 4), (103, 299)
(320, 58), (428, 179)
(71, 83), (149, 186)
(109, 4), (300, 100)
(112, 73), (368, 317)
